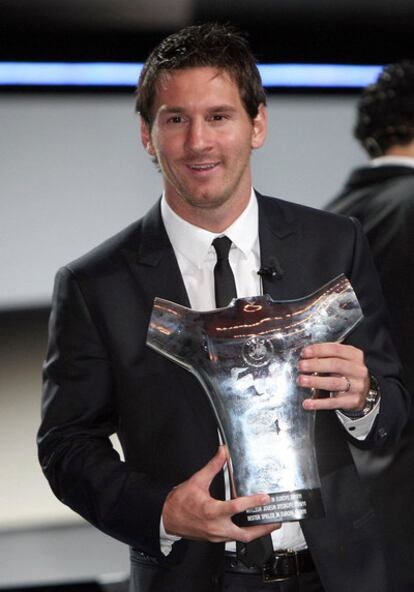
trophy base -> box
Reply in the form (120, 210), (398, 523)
(236, 489), (324, 526)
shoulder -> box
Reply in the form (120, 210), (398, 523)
(385, 175), (414, 212)
(356, 174), (414, 228)
(61, 218), (143, 280)
(257, 191), (356, 236)
(61, 201), (162, 279)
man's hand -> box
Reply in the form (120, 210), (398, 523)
(162, 446), (281, 543)
(298, 342), (370, 412)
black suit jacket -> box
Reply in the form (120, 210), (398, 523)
(326, 166), (414, 590)
(327, 165), (414, 393)
(38, 193), (409, 592)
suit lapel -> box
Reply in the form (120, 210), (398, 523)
(121, 199), (190, 311)
(257, 192), (301, 300)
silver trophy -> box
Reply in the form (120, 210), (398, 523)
(146, 274), (363, 524)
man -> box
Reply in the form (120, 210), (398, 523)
(326, 60), (414, 590)
(38, 24), (409, 592)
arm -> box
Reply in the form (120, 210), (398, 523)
(38, 267), (171, 555)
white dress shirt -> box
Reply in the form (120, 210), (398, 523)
(159, 189), (379, 554)
(370, 155), (414, 168)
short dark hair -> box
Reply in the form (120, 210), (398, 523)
(354, 60), (414, 157)
(136, 22), (266, 126)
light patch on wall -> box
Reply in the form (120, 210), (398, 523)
(0, 62), (382, 88)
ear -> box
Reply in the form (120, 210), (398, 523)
(140, 117), (156, 156)
(251, 103), (267, 150)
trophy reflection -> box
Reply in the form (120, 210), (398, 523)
(147, 274), (363, 524)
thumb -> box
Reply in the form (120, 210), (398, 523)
(192, 445), (227, 489)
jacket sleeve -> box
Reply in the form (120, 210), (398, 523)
(37, 266), (172, 556)
(343, 216), (411, 449)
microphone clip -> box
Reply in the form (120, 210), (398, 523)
(257, 260), (284, 280)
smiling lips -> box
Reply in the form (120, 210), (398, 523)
(187, 162), (220, 172)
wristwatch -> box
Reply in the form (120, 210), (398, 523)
(342, 374), (380, 419)
(362, 374), (380, 415)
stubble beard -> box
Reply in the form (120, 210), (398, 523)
(165, 160), (250, 216)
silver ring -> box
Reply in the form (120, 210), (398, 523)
(310, 372), (318, 398)
(343, 376), (351, 393)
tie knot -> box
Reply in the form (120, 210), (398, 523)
(212, 236), (232, 261)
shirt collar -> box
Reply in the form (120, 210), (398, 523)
(161, 189), (259, 269)
(370, 155), (414, 169)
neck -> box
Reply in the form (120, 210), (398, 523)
(165, 190), (252, 233)
(176, 202), (249, 232)
(385, 141), (414, 158)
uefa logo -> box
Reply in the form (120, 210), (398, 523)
(242, 337), (274, 367)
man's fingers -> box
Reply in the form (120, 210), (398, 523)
(298, 372), (366, 394)
(163, 470), (280, 543)
(298, 357), (356, 377)
(301, 342), (362, 361)
(299, 342), (370, 412)
(303, 392), (363, 411)
(191, 445), (228, 489)
(203, 492), (271, 522)
(227, 493), (271, 516)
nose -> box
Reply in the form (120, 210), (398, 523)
(185, 118), (212, 154)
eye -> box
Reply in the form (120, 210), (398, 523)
(167, 115), (185, 124)
(209, 114), (228, 122)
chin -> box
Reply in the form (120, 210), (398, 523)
(186, 195), (229, 209)
(180, 186), (230, 207)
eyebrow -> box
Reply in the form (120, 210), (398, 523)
(209, 105), (238, 113)
(159, 104), (238, 115)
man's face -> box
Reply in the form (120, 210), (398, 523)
(141, 67), (266, 226)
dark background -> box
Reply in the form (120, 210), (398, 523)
(1, 0), (414, 63)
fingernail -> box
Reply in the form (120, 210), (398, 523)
(301, 347), (312, 358)
(303, 399), (314, 410)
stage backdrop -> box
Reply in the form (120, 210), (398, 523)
(0, 92), (364, 311)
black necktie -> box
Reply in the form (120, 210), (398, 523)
(212, 236), (273, 567)
(212, 236), (237, 307)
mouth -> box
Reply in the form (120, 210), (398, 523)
(186, 162), (220, 172)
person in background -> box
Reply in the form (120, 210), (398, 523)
(326, 60), (414, 591)
(38, 25), (409, 592)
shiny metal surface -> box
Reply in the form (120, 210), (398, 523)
(146, 274), (363, 523)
